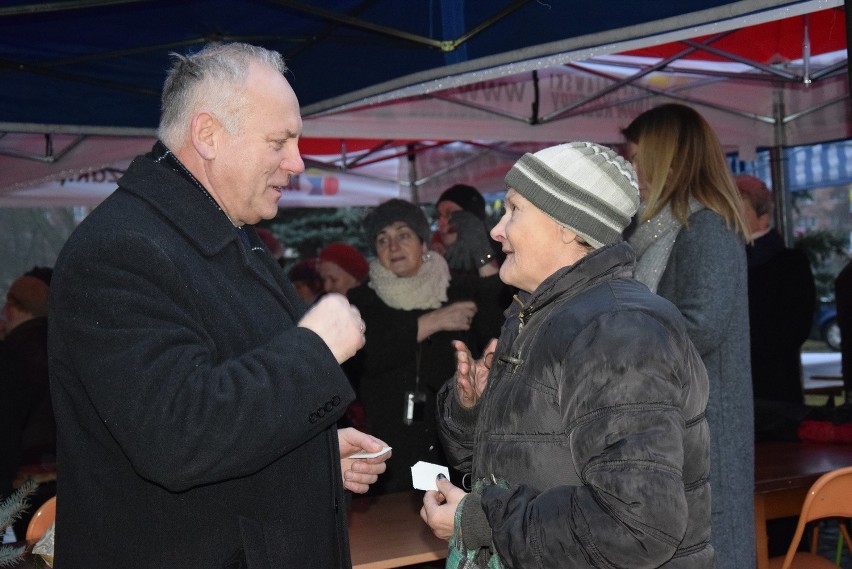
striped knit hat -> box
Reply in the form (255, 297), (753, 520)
(504, 142), (639, 248)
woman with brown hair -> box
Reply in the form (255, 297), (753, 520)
(624, 103), (753, 569)
(347, 198), (503, 494)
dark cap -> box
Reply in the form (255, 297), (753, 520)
(437, 184), (486, 221)
(364, 199), (431, 254)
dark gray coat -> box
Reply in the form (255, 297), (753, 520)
(656, 209), (753, 569)
(49, 146), (355, 569)
(438, 242), (714, 569)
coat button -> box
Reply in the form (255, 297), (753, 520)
(308, 412), (318, 424)
(332, 396), (341, 406)
(324, 401), (334, 412)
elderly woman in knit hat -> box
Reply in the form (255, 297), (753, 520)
(346, 198), (505, 494)
(318, 242), (369, 296)
(421, 142), (714, 569)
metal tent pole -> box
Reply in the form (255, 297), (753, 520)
(771, 90), (794, 247)
(847, 0), (852, 99)
(407, 143), (419, 205)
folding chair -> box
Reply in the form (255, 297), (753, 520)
(768, 466), (852, 569)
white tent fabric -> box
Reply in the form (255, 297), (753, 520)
(0, 156), (404, 208)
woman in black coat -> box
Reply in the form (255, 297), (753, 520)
(347, 199), (503, 493)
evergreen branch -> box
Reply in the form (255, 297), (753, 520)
(0, 480), (39, 567)
(0, 545), (28, 568)
(0, 480), (38, 534)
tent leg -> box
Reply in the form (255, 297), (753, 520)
(847, 0), (852, 98)
(771, 90), (794, 247)
(408, 143), (420, 205)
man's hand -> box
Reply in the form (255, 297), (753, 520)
(298, 294), (365, 363)
(420, 475), (468, 540)
(338, 427), (390, 494)
(453, 338), (497, 408)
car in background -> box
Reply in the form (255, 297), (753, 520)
(813, 297), (841, 351)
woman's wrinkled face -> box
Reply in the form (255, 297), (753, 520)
(490, 189), (569, 293)
(626, 141), (649, 200)
(319, 261), (360, 295)
(375, 222), (426, 278)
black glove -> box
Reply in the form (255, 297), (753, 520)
(443, 211), (494, 272)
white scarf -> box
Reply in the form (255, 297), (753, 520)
(629, 198), (705, 293)
(368, 252), (451, 310)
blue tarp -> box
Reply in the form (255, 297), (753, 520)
(734, 140), (852, 192)
(0, 0), (829, 132)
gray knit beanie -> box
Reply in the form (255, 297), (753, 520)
(504, 141), (639, 248)
(364, 198), (432, 254)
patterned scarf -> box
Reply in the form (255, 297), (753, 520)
(368, 252), (450, 310)
(628, 198), (705, 293)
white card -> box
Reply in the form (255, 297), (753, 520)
(349, 446), (392, 459)
(411, 460), (450, 491)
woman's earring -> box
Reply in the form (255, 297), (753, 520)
(422, 252), (432, 263)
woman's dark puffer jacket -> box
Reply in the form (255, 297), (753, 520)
(438, 242), (715, 569)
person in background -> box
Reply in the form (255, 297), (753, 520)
(433, 184), (487, 256)
(316, 242), (370, 431)
(836, 260), (852, 405)
(319, 242), (369, 296)
(287, 257), (325, 305)
(434, 184), (514, 320)
(48, 42), (388, 569)
(422, 142), (713, 568)
(624, 103), (753, 569)
(347, 198), (503, 494)
(23, 266), (53, 287)
(2, 271), (57, 539)
(736, 174), (815, 405)
(0, 341), (24, 503)
(2, 273), (54, 466)
(255, 226), (286, 266)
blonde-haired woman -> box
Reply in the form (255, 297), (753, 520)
(624, 103), (753, 569)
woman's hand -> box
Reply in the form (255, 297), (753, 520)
(421, 474), (468, 540)
(417, 301), (477, 341)
(452, 338), (497, 408)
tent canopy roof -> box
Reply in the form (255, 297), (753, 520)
(0, 0), (847, 206)
(0, 0), (844, 133)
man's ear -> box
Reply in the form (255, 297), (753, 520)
(757, 212), (772, 231)
(190, 111), (220, 160)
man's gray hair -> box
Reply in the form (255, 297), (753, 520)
(158, 43), (287, 148)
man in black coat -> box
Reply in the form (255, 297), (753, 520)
(49, 43), (388, 569)
(737, 175), (815, 406)
(836, 260), (852, 403)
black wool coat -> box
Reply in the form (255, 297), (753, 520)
(49, 146), (355, 569)
(746, 230), (815, 405)
(346, 270), (504, 494)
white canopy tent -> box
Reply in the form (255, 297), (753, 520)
(0, 0), (847, 212)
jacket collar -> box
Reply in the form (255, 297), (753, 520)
(511, 241), (636, 326)
(118, 142), (239, 257)
(117, 143), (304, 318)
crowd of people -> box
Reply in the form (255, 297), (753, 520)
(2, 39), (847, 569)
